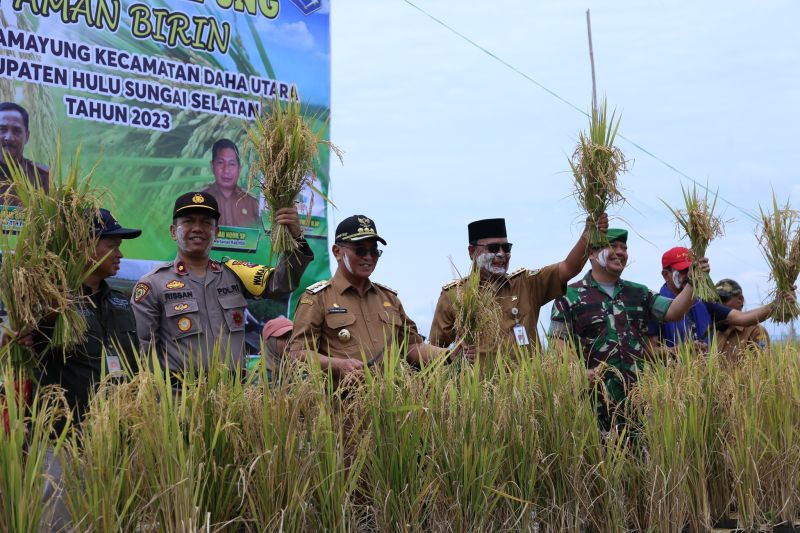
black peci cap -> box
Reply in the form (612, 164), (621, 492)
(468, 218), (507, 243)
(335, 215), (386, 245)
(92, 208), (141, 239)
(173, 191), (220, 220)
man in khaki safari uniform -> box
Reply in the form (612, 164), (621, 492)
(429, 214), (607, 359)
(131, 191), (313, 374)
(289, 215), (450, 382)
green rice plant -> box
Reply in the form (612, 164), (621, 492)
(662, 183), (724, 301)
(0, 141), (104, 375)
(531, 347), (605, 531)
(128, 347), (247, 531)
(427, 356), (506, 530)
(721, 345), (800, 529)
(246, 95), (341, 255)
(240, 358), (316, 531)
(307, 391), (365, 532)
(358, 344), (438, 532)
(569, 98), (628, 247)
(757, 192), (800, 323)
(0, 366), (69, 533)
(61, 379), (142, 532)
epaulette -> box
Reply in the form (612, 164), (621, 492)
(143, 261), (174, 277)
(442, 278), (464, 291)
(508, 267), (528, 278)
(374, 282), (397, 295)
(305, 279), (331, 294)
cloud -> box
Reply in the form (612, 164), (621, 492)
(263, 21), (315, 50)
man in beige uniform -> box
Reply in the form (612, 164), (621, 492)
(132, 191), (313, 374)
(0, 102), (49, 204)
(202, 138), (260, 227)
(429, 215), (607, 357)
(714, 278), (770, 361)
(289, 215), (449, 381)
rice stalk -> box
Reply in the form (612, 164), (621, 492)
(569, 98), (628, 247)
(450, 266), (504, 357)
(0, 366), (70, 533)
(757, 192), (800, 322)
(662, 183), (725, 301)
(246, 95), (341, 255)
(0, 140), (104, 375)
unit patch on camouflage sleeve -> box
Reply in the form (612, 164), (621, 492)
(133, 282), (150, 303)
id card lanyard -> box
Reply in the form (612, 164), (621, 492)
(511, 300), (530, 346)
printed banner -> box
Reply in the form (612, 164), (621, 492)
(0, 0), (331, 318)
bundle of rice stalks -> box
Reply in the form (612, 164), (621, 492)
(0, 143), (104, 374)
(247, 94), (341, 254)
(569, 99), (628, 247)
(757, 193), (800, 323)
(663, 184), (724, 301)
(450, 267), (504, 354)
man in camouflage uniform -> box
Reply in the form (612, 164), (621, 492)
(714, 278), (770, 361)
(548, 229), (697, 427)
(132, 191), (313, 375)
(289, 215), (449, 383)
(429, 214), (607, 360)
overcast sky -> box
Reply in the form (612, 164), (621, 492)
(327, 1), (799, 338)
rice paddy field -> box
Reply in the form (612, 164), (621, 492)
(2, 341), (799, 532)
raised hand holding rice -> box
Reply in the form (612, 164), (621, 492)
(757, 193), (800, 322)
(246, 94), (340, 255)
(662, 184), (724, 301)
(569, 99), (628, 247)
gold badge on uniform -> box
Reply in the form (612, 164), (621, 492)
(166, 280), (185, 290)
(177, 317), (192, 332)
(338, 329), (351, 341)
(300, 296), (313, 305)
(133, 282), (150, 303)
(383, 301), (391, 307)
(192, 193), (204, 203)
(173, 303), (189, 312)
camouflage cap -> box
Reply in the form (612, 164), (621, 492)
(715, 278), (742, 302)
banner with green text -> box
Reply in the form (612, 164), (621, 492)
(0, 0), (332, 319)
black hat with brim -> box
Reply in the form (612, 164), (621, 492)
(93, 208), (141, 239)
(335, 215), (387, 245)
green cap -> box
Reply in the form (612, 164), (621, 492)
(592, 228), (628, 248)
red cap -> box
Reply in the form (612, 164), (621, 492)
(662, 246), (693, 270)
(262, 317), (293, 340)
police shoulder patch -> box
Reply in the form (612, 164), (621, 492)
(133, 282), (151, 303)
(223, 259), (272, 296)
(374, 282), (397, 294)
(306, 279), (331, 294)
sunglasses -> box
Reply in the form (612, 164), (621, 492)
(339, 243), (383, 257)
(476, 242), (513, 254)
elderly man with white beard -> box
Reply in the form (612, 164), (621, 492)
(429, 214), (607, 362)
(132, 191), (313, 376)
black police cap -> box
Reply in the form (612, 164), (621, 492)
(173, 191), (221, 220)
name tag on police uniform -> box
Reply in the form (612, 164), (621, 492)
(513, 324), (530, 346)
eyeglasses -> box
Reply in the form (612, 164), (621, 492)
(475, 242), (513, 254)
(339, 243), (383, 258)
